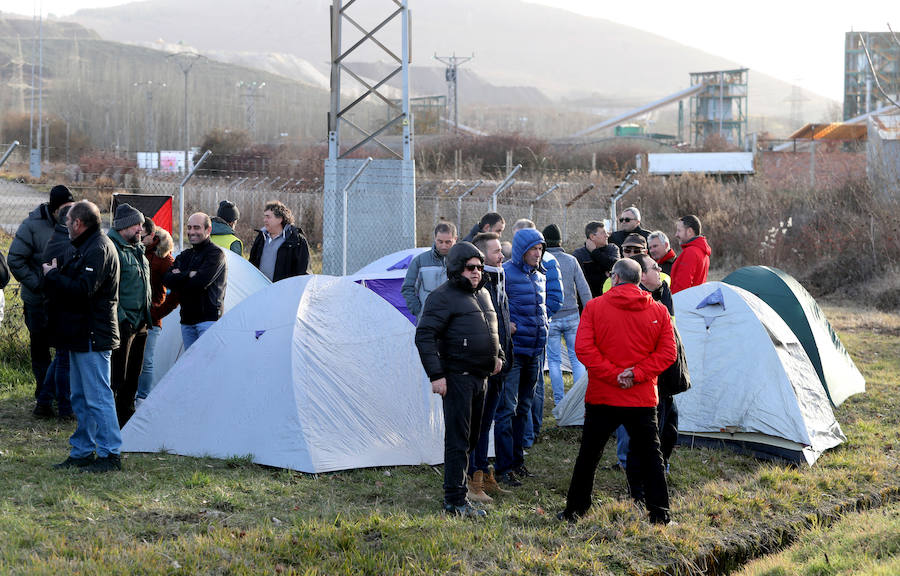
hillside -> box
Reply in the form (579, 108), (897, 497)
(0, 16), (344, 152)
(63, 0), (838, 136)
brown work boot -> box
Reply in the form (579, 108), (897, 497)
(482, 468), (510, 496)
(467, 472), (493, 503)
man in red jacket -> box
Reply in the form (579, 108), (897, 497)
(670, 214), (711, 294)
(559, 258), (677, 525)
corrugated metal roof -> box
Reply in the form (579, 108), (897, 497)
(787, 123), (868, 141)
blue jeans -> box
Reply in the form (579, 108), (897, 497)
(136, 325), (161, 400)
(494, 354), (539, 475)
(37, 350), (72, 415)
(181, 321), (215, 350)
(617, 425), (629, 468)
(468, 373), (504, 475)
(547, 313), (586, 404)
(523, 354), (546, 448)
(68, 346), (121, 458)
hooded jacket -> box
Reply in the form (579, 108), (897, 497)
(415, 242), (502, 380)
(575, 282), (676, 408)
(8, 203), (57, 307)
(43, 224), (120, 352)
(108, 228), (153, 329)
(670, 235), (711, 294)
(503, 228), (548, 357)
(401, 244), (449, 319)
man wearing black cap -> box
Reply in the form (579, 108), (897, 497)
(210, 200), (243, 256)
(107, 204), (152, 427)
(8, 184), (75, 413)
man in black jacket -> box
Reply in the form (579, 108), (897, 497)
(165, 212), (227, 350)
(36, 205), (76, 420)
(415, 242), (504, 518)
(609, 206), (651, 248)
(248, 201), (309, 281)
(0, 248), (8, 328)
(43, 200), (123, 472)
(9, 184), (74, 404)
(572, 221), (620, 298)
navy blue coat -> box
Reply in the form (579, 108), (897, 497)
(502, 228), (548, 358)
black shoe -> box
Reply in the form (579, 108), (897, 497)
(57, 412), (76, 422)
(443, 501), (487, 518)
(497, 471), (522, 487)
(556, 509), (580, 523)
(33, 403), (56, 419)
(53, 454), (96, 469)
(83, 454), (122, 473)
(513, 465), (535, 479)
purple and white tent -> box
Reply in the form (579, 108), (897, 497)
(350, 247), (427, 324)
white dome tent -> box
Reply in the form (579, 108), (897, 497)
(122, 275), (445, 473)
(673, 283), (845, 465)
(150, 249), (270, 388)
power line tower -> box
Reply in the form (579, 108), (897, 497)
(434, 53), (473, 132)
(324, 0), (414, 275)
(237, 81), (266, 140)
(786, 82), (809, 127)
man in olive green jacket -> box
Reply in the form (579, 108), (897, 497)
(107, 203), (152, 428)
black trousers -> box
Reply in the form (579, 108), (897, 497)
(441, 373), (486, 506)
(626, 396), (679, 502)
(23, 303), (52, 399)
(565, 403), (670, 523)
(111, 321), (148, 428)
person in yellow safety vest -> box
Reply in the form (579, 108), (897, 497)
(210, 200), (243, 256)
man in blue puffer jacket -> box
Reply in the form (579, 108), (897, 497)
(494, 227), (549, 487)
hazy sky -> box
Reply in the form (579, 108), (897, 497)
(4, 0), (897, 100)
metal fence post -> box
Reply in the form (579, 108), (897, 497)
(0, 141), (19, 169)
(342, 157), (373, 275)
(457, 179), (484, 232)
(178, 150), (212, 251)
(491, 164), (521, 212)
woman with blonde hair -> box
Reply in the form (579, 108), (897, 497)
(135, 222), (177, 406)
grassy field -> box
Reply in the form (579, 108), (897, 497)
(733, 502), (900, 576)
(0, 240), (898, 574)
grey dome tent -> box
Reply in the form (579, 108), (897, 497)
(673, 283), (845, 465)
(723, 266), (865, 406)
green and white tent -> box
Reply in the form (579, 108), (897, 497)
(723, 266), (865, 407)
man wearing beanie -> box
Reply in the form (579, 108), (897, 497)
(542, 224), (592, 406)
(9, 184), (75, 414)
(108, 203), (153, 428)
(415, 242), (503, 518)
(210, 200), (243, 256)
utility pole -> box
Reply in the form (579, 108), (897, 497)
(134, 81), (166, 153)
(237, 81), (266, 141)
(434, 53), (473, 133)
(29, 10), (43, 177)
(168, 52), (205, 174)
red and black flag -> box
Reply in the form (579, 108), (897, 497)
(111, 193), (173, 233)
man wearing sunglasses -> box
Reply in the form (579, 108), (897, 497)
(415, 242), (503, 518)
(609, 206), (651, 249)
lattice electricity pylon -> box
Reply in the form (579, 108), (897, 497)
(327, 0), (411, 160)
(434, 53), (473, 133)
(237, 81), (266, 140)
